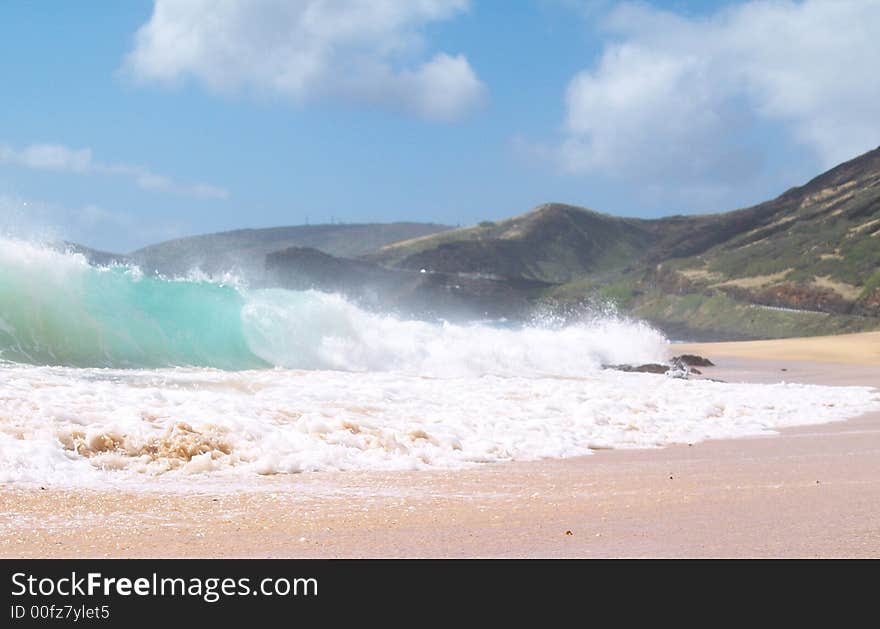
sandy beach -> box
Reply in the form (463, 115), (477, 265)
(677, 331), (880, 366)
(2, 333), (879, 558)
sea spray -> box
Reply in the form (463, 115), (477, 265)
(241, 289), (667, 375)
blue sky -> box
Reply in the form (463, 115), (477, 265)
(1, 0), (879, 252)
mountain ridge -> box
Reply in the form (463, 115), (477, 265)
(363, 146), (880, 338)
(53, 146), (880, 340)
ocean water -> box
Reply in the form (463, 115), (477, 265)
(1, 239), (878, 488)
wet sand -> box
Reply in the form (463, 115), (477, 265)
(2, 338), (879, 558)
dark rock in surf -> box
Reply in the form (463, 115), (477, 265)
(603, 356), (707, 379)
(673, 354), (715, 367)
(604, 363), (668, 374)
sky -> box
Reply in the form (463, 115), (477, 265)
(1, 0), (879, 253)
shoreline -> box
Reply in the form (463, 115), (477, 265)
(3, 335), (880, 558)
(674, 330), (880, 366)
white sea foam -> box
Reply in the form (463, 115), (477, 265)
(1, 362), (877, 488)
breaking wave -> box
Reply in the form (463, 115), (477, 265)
(0, 238), (667, 375)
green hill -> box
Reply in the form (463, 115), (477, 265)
(367, 147), (880, 339)
(366, 203), (654, 284)
(626, 146), (880, 339)
(651, 147), (880, 310)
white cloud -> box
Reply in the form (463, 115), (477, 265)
(557, 0), (880, 191)
(0, 142), (228, 200)
(123, 0), (487, 121)
(14, 144), (94, 173)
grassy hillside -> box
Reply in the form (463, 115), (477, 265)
(630, 146), (880, 336)
(366, 203), (654, 284)
(367, 147), (880, 339)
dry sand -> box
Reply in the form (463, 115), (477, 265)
(676, 330), (880, 365)
(2, 334), (880, 558)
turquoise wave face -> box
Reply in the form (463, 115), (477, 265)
(0, 244), (266, 369)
